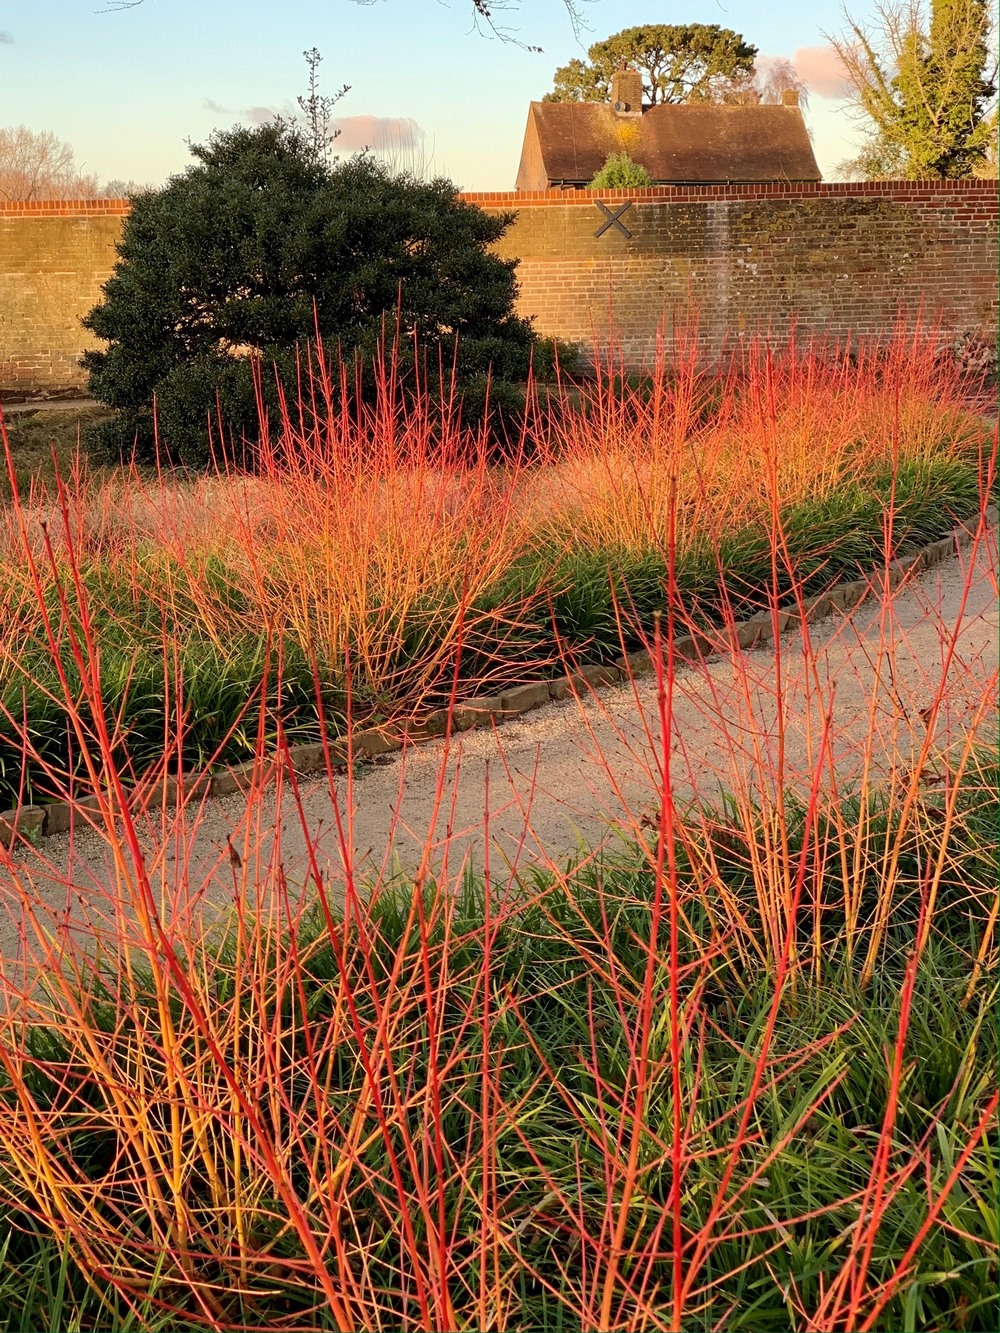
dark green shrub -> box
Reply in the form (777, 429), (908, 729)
(531, 336), (586, 380)
(82, 124), (537, 466)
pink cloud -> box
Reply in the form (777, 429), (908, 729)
(793, 45), (852, 100)
(330, 116), (424, 152)
(232, 108), (425, 155)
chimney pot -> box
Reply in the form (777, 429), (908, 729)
(610, 67), (643, 116)
(781, 89), (800, 106)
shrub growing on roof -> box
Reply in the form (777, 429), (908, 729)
(589, 152), (654, 189)
(82, 123), (537, 465)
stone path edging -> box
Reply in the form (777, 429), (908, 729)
(2, 504), (996, 847)
(0, 397), (102, 415)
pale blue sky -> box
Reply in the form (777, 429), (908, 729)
(1, 0), (874, 190)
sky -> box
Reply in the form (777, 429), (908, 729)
(0, 0), (873, 191)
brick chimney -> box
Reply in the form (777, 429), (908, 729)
(781, 89), (800, 106)
(610, 67), (643, 116)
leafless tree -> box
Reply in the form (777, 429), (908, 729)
(827, 0), (997, 178)
(99, 178), (157, 198)
(759, 57), (811, 107)
(715, 57), (811, 107)
(0, 125), (100, 200)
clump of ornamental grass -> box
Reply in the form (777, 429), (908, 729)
(1, 318), (993, 811)
(0, 434), (995, 1329)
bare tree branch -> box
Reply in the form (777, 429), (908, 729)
(0, 125), (101, 200)
(100, 0), (593, 44)
(826, 0), (997, 177)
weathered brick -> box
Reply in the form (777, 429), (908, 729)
(460, 695), (506, 724)
(616, 648), (656, 678)
(41, 794), (104, 835)
(1, 805), (45, 846)
(353, 728), (403, 758)
(500, 681), (552, 714)
(673, 630), (718, 661)
(831, 580), (870, 612)
(2, 184), (996, 392)
(548, 675), (576, 701)
(210, 763), (259, 797)
(551, 663), (623, 699)
(754, 608), (793, 638)
(734, 611), (769, 647)
(787, 591), (836, 627)
(909, 548), (934, 572)
(141, 772), (209, 806)
(403, 710), (451, 742)
(286, 742), (330, 774)
(448, 704), (480, 732)
(889, 552), (923, 583)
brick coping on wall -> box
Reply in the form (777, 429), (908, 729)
(2, 179), (997, 218)
(461, 180), (1000, 206)
(0, 199), (133, 217)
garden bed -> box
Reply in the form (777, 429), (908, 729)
(0, 335), (996, 1332)
(1, 336), (994, 813)
(0, 734), (995, 1330)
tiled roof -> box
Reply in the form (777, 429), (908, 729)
(516, 101), (822, 189)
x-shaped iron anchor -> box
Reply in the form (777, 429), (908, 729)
(593, 200), (633, 239)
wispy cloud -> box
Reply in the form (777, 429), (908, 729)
(793, 45), (852, 100)
(0, 31), (14, 45)
(243, 102), (295, 125)
(201, 97), (292, 122)
(206, 101), (426, 155)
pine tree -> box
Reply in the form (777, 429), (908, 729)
(544, 25), (757, 106)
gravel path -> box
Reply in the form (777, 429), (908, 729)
(2, 530), (997, 959)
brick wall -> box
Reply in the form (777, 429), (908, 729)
(0, 183), (997, 396)
(469, 181), (999, 365)
(0, 200), (130, 397)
